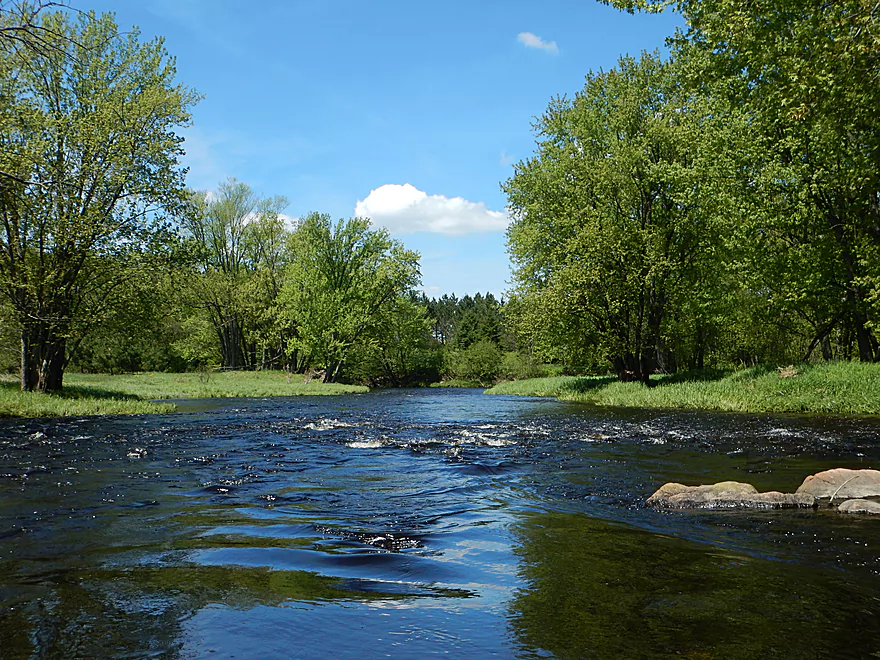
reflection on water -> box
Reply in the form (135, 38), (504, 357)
(1, 389), (879, 658)
(511, 511), (880, 659)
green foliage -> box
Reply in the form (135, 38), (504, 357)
(343, 296), (441, 386)
(498, 351), (544, 381)
(0, 8), (198, 391)
(279, 213), (421, 382)
(506, 0), (880, 377)
(177, 179), (289, 370)
(447, 339), (503, 384)
(605, 0), (880, 362)
(0, 296), (18, 372)
(505, 53), (723, 382)
(423, 292), (506, 349)
(453, 294), (504, 349)
(69, 273), (191, 374)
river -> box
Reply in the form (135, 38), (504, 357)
(1, 388), (879, 658)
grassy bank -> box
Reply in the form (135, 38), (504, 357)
(485, 362), (880, 416)
(430, 378), (488, 388)
(0, 371), (368, 418)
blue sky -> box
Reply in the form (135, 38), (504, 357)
(84, 0), (681, 297)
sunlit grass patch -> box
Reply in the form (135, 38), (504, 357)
(486, 375), (614, 398)
(0, 370), (368, 418)
(486, 362), (880, 416)
(430, 378), (488, 388)
(65, 371), (368, 400)
(0, 378), (175, 418)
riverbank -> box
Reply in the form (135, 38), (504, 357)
(485, 362), (880, 416)
(0, 371), (369, 418)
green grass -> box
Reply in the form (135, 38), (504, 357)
(65, 370), (369, 399)
(485, 362), (880, 416)
(0, 370), (369, 418)
(485, 374), (617, 397)
(430, 378), (490, 388)
(0, 379), (176, 418)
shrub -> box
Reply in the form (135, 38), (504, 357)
(499, 351), (542, 380)
(449, 340), (502, 383)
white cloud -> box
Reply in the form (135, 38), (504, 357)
(355, 183), (508, 235)
(229, 211), (298, 234)
(517, 32), (559, 54)
(278, 213), (299, 230)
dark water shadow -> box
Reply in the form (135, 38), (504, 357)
(0, 563), (472, 660)
(509, 510), (880, 659)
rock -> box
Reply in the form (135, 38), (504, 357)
(645, 482), (699, 506)
(795, 468), (880, 500)
(647, 481), (815, 510)
(837, 499), (880, 515)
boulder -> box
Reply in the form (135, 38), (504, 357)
(645, 481), (702, 506)
(647, 481), (815, 510)
(837, 499), (880, 515)
(795, 468), (880, 500)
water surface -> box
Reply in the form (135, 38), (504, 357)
(2, 389), (879, 658)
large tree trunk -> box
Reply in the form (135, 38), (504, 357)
(611, 354), (640, 382)
(611, 352), (654, 387)
(655, 336), (676, 374)
(219, 317), (246, 369)
(20, 327), (39, 391)
(20, 325), (67, 392)
(324, 358), (344, 383)
(854, 312), (879, 362)
(690, 323), (706, 371)
(38, 336), (66, 392)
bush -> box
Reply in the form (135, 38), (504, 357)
(499, 351), (543, 380)
(448, 340), (502, 383)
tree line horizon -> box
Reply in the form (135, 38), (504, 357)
(0, 0), (878, 393)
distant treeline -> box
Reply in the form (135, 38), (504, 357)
(0, 170), (527, 386)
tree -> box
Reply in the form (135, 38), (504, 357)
(453, 293), (503, 349)
(68, 275), (184, 374)
(605, 0), (880, 361)
(344, 294), (439, 386)
(448, 339), (502, 384)
(0, 8), (198, 391)
(278, 213), (421, 382)
(178, 179), (288, 369)
(504, 53), (722, 384)
(424, 293), (458, 345)
(0, 2), (63, 53)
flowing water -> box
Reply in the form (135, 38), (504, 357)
(1, 388), (880, 659)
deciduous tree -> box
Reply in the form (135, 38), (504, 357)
(0, 8), (198, 391)
(279, 213), (421, 382)
(178, 179), (288, 369)
(605, 0), (880, 360)
(505, 53), (723, 383)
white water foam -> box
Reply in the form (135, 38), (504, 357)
(304, 418), (357, 431)
(346, 440), (385, 449)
